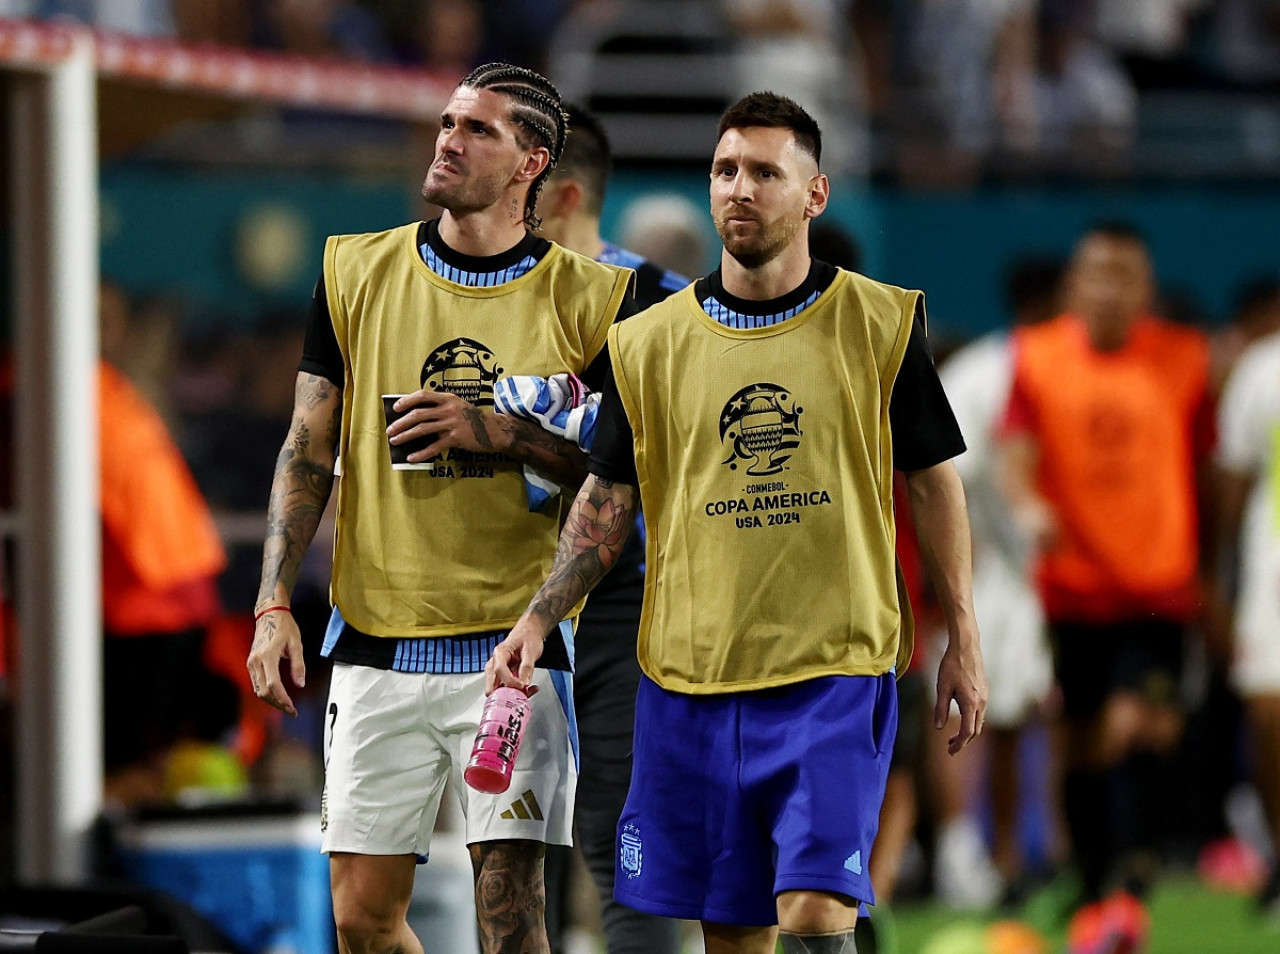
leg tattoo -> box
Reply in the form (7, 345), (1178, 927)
(471, 841), (547, 954)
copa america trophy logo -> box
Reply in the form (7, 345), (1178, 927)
(719, 383), (804, 476)
(420, 337), (503, 406)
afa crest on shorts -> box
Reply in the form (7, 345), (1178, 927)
(619, 823), (643, 879)
(719, 383), (804, 476)
(420, 337), (502, 406)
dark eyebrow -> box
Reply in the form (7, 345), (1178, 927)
(712, 157), (784, 176)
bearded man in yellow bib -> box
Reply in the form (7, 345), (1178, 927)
(488, 92), (988, 954)
(245, 63), (635, 954)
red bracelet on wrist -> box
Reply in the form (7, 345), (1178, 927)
(254, 604), (292, 622)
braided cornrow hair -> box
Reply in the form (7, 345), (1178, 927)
(461, 62), (568, 230)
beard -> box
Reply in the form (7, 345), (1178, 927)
(421, 160), (509, 216)
(714, 209), (802, 269)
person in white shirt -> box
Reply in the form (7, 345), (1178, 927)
(1215, 329), (1280, 917)
(932, 257), (1061, 906)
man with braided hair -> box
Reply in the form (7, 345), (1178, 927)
(246, 62), (635, 954)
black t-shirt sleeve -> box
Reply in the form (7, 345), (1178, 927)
(587, 366), (640, 485)
(580, 290), (639, 393)
(889, 308), (967, 472)
(298, 274), (346, 387)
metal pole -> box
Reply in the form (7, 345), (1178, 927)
(11, 29), (101, 884)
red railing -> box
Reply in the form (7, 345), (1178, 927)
(0, 18), (453, 119)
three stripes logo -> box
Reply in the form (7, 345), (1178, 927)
(500, 789), (544, 821)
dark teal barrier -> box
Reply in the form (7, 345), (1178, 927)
(100, 163), (1280, 337)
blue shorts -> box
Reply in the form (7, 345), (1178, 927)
(614, 673), (898, 926)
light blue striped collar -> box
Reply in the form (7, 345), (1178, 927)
(419, 241), (538, 287)
(702, 289), (821, 330)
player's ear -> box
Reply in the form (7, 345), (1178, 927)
(516, 146), (551, 184)
(556, 179), (584, 218)
(539, 178), (577, 221)
(804, 173), (830, 221)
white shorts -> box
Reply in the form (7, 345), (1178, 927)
(320, 664), (578, 859)
(1232, 600), (1280, 697)
(930, 556), (1053, 729)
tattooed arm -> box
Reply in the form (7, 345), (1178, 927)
(385, 390), (589, 487)
(485, 475), (638, 693)
(247, 372), (342, 716)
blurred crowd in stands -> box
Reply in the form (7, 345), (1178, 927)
(4, 1), (1280, 179)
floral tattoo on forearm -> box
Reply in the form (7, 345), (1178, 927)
(528, 477), (634, 624)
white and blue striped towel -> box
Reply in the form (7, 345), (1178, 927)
(493, 373), (600, 511)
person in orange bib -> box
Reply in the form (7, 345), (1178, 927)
(99, 356), (228, 793)
(1001, 223), (1214, 926)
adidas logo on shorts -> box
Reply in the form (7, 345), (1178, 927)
(500, 789), (544, 821)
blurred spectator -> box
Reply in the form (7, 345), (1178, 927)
(99, 283), (181, 428)
(97, 283), (229, 807)
(1214, 0), (1280, 86)
(19, 0), (175, 35)
(480, 0), (570, 74)
(616, 193), (710, 280)
(898, 0), (1137, 178)
(1214, 325), (1280, 918)
(1027, 0), (1138, 170)
(259, 0), (392, 62)
(1211, 277), (1280, 393)
(897, 0), (1035, 183)
(1001, 224), (1213, 927)
(405, 0), (483, 82)
(171, 0), (251, 47)
(1095, 0), (1207, 58)
(721, 0), (869, 177)
(933, 256), (1063, 907)
(1094, 0), (1210, 86)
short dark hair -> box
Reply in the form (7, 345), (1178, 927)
(460, 62), (568, 230)
(1083, 220), (1147, 247)
(717, 92), (822, 166)
(555, 103), (613, 217)
(1005, 256), (1066, 317)
(1232, 276), (1280, 320)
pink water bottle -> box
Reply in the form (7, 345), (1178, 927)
(464, 686), (532, 794)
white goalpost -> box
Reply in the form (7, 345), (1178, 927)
(5, 21), (101, 885)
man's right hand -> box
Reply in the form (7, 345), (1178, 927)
(247, 609), (306, 717)
(485, 619), (547, 696)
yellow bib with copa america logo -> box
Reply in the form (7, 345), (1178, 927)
(324, 223), (631, 637)
(609, 269), (918, 693)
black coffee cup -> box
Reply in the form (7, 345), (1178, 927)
(383, 394), (438, 471)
